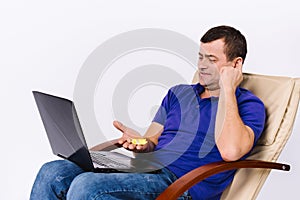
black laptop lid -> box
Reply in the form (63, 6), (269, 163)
(33, 91), (94, 171)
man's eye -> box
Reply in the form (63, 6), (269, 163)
(199, 56), (203, 60)
(209, 59), (217, 63)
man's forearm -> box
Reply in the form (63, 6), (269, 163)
(144, 122), (164, 145)
(136, 122), (163, 153)
(215, 88), (254, 161)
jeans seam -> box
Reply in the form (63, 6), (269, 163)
(91, 189), (161, 200)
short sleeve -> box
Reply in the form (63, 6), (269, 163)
(237, 89), (266, 144)
(152, 86), (179, 125)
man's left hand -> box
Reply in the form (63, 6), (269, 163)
(219, 65), (243, 91)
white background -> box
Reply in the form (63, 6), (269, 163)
(0, 0), (299, 199)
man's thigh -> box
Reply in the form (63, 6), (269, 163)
(67, 168), (178, 200)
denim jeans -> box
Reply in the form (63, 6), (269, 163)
(30, 160), (191, 200)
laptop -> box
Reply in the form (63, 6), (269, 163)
(32, 91), (162, 173)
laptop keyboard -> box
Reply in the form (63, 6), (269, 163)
(90, 151), (130, 168)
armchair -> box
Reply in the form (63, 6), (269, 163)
(91, 73), (300, 200)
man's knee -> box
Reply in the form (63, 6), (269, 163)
(37, 160), (82, 183)
(67, 172), (103, 199)
(40, 160), (71, 174)
(38, 160), (65, 178)
(31, 160), (82, 200)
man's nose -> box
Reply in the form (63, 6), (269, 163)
(198, 60), (209, 70)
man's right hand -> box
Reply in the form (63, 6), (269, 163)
(113, 120), (155, 153)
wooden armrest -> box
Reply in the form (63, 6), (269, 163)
(156, 160), (290, 200)
(89, 139), (122, 151)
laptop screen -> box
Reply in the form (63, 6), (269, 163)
(33, 91), (94, 171)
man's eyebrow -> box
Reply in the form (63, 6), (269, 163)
(198, 52), (218, 59)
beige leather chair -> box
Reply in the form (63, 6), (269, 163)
(221, 73), (300, 200)
(91, 73), (300, 200)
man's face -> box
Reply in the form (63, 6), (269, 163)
(198, 39), (234, 91)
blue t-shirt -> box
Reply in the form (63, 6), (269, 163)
(152, 83), (265, 200)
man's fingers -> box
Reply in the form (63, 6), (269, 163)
(118, 136), (131, 145)
(128, 143), (137, 150)
(114, 120), (146, 152)
(136, 145), (145, 150)
(122, 141), (129, 149)
(121, 141), (136, 150)
(118, 138), (126, 144)
(113, 120), (126, 132)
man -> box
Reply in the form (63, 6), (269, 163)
(30, 25), (265, 200)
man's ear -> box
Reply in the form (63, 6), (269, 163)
(233, 57), (243, 69)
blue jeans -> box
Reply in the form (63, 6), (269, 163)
(30, 160), (191, 200)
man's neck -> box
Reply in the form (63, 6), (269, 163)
(200, 88), (220, 99)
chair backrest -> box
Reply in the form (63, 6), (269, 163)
(192, 72), (300, 200)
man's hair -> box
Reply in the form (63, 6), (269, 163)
(200, 25), (247, 63)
